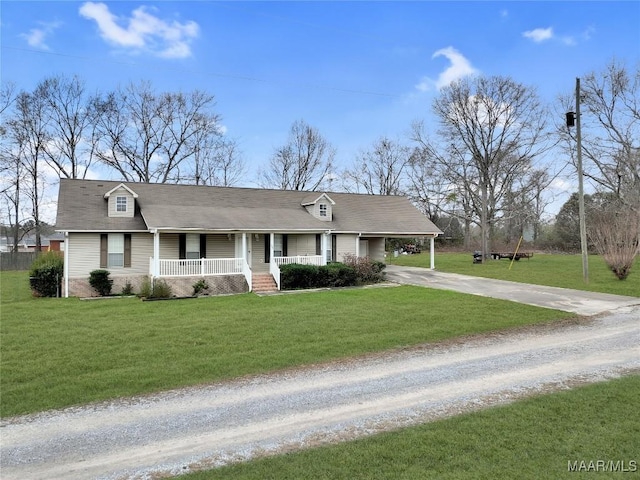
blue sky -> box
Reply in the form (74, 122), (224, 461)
(2, 1), (639, 218)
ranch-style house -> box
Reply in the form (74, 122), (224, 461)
(55, 179), (442, 297)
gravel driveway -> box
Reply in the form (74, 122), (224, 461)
(2, 274), (639, 480)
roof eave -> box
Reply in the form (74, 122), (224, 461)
(103, 183), (139, 199)
(56, 229), (150, 233)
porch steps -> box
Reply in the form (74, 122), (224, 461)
(252, 273), (278, 294)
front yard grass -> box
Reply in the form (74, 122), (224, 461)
(181, 374), (640, 480)
(389, 252), (640, 297)
(1, 270), (571, 418)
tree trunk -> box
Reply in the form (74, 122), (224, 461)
(480, 180), (489, 261)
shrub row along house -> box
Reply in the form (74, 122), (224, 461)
(55, 179), (442, 297)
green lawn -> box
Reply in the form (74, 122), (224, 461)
(3, 254), (636, 478)
(180, 374), (640, 480)
(0, 270), (571, 418)
(389, 252), (640, 297)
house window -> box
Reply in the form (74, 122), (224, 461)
(100, 233), (131, 268)
(108, 233), (124, 267)
(319, 204), (327, 217)
(116, 196), (127, 212)
(186, 234), (200, 259)
(274, 234), (284, 257)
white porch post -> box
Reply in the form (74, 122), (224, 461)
(242, 233), (247, 262)
(63, 231), (69, 297)
(153, 230), (160, 277)
(270, 232), (275, 264)
(430, 236), (435, 270)
(322, 232), (329, 265)
(355, 234), (360, 258)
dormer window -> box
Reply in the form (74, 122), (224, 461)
(104, 183), (138, 218)
(116, 196), (127, 212)
(301, 192), (335, 221)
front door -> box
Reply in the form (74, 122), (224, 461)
(359, 239), (369, 258)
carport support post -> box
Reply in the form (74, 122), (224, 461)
(63, 231), (69, 297)
(430, 237), (435, 270)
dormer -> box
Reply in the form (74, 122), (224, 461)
(301, 193), (335, 221)
(104, 183), (138, 218)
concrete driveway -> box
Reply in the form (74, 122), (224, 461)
(385, 264), (640, 316)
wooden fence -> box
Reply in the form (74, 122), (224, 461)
(0, 252), (40, 271)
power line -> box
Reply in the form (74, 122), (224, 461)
(1, 45), (401, 98)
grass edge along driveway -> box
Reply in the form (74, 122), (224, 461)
(179, 373), (640, 480)
(389, 252), (640, 297)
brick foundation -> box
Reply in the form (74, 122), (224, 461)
(66, 275), (148, 298)
(160, 275), (248, 297)
(65, 274), (248, 298)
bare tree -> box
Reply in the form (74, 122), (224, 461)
(409, 129), (478, 248)
(0, 82), (24, 252)
(5, 90), (50, 251)
(561, 60), (640, 211)
(413, 76), (553, 259)
(180, 129), (246, 187)
(501, 168), (559, 244)
(343, 136), (410, 195)
(207, 138), (246, 187)
(406, 143), (458, 218)
(90, 81), (222, 183)
(258, 119), (335, 191)
(0, 146), (26, 252)
(37, 75), (94, 179)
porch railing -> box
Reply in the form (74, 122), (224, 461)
(242, 258), (252, 291)
(269, 260), (281, 291)
(273, 255), (324, 266)
(150, 258), (244, 277)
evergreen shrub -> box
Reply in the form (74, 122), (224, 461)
(279, 258), (384, 290)
(89, 269), (113, 296)
(29, 251), (64, 297)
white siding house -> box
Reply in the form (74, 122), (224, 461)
(56, 179), (442, 297)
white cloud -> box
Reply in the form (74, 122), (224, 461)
(79, 2), (199, 58)
(415, 77), (435, 92)
(550, 178), (574, 192)
(418, 46), (479, 91)
(20, 21), (62, 50)
(522, 27), (554, 43)
(582, 26), (595, 41)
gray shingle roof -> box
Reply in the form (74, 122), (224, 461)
(56, 179), (442, 236)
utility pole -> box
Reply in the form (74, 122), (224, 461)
(568, 78), (589, 283)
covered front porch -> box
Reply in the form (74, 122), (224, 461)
(147, 230), (436, 292)
(148, 231), (328, 291)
